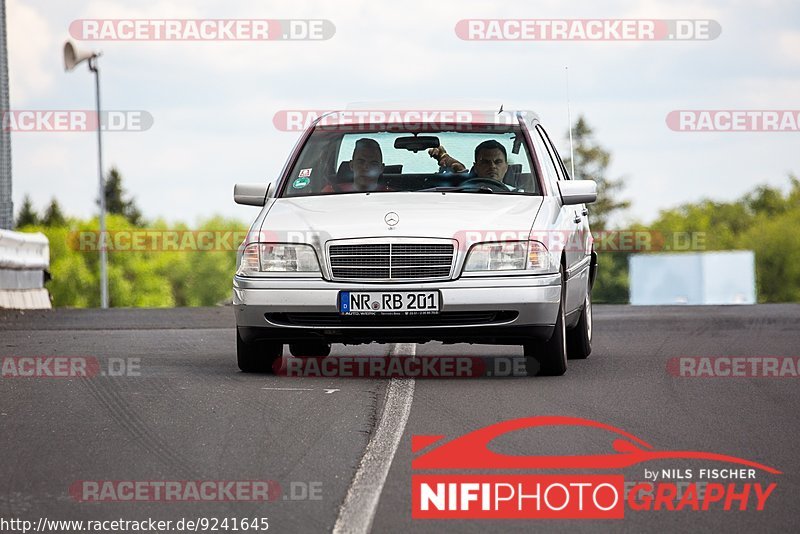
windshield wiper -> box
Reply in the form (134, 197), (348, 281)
(418, 186), (496, 193)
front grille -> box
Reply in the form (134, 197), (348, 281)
(267, 311), (518, 327)
(328, 242), (454, 281)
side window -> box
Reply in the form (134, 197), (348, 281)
(536, 125), (570, 181)
(528, 125), (560, 189)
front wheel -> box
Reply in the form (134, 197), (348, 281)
(524, 266), (568, 376)
(567, 290), (592, 360)
(237, 329), (283, 373)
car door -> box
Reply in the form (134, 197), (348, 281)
(535, 124), (588, 315)
(539, 125), (592, 272)
(526, 123), (577, 308)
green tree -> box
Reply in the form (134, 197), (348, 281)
(158, 216), (245, 306)
(745, 184), (790, 217)
(563, 116), (630, 231)
(744, 208), (800, 302)
(15, 195), (39, 228)
(563, 116), (631, 303)
(20, 211), (247, 308)
(645, 175), (800, 302)
(104, 167), (143, 226)
(593, 252), (631, 304)
(48, 252), (97, 307)
(42, 199), (67, 226)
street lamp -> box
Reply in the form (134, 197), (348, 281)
(63, 40), (108, 308)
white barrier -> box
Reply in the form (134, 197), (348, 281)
(0, 229), (51, 309)
(0, 229), (49, 270)
(629, 251), (756, 305)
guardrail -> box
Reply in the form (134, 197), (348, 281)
(0, 229), (51, 309)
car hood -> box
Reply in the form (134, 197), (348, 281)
(259, 193), (543, 243)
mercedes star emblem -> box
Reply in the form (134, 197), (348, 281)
(384, 212), (399, 226)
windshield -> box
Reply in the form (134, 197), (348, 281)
(279, 127), (540, 197)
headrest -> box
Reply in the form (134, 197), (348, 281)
(333, 161), (402, 183)
(335, 161), (352, 183)
(502, 164), (523, 186)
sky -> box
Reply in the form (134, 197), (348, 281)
(6, 0), (800, 227)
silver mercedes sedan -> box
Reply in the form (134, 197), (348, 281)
(232, 109), (597, 376)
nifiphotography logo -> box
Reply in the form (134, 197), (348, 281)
(411, 416), (780, 519)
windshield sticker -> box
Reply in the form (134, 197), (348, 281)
(292, 177), (310, 189)
(298, 168), (312, 178)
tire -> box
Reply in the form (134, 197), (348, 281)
(567, 289), (592, 360)
(236, 329), (283, 373)
(524, 265), (568, 376)
(289, 342), (332, 358)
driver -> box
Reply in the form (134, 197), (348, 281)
(428, 140), (509, 181)
(323, 138), (389, 192)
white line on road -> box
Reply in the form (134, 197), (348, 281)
(332, 343), (416, 534)
(261, 387), (314, 391)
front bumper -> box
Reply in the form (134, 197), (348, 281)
(233, 274), (561, 345)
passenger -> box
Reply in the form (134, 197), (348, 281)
(428, 140), (509, 181)
(323, 138), (389, 192)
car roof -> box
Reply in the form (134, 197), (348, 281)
(312, 101), (541, 128)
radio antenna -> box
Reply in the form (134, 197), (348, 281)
(565, 66), (575, 179)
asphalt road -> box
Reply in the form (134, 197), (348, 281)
(1, 305), (798, 533)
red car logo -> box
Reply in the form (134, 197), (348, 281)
(412, 416), (781, 474)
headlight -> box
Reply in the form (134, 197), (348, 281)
(237, 243), (321, 275)
(463, 240), (551, 273)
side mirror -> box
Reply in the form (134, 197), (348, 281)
(558, 180), (597, 205)
(234, 183), (271, 206)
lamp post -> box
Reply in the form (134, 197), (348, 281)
(64, 40), (108, 308)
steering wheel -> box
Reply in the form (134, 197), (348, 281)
(459, 177), (513, 192)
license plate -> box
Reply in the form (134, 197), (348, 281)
(338, 291), (440, 315)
